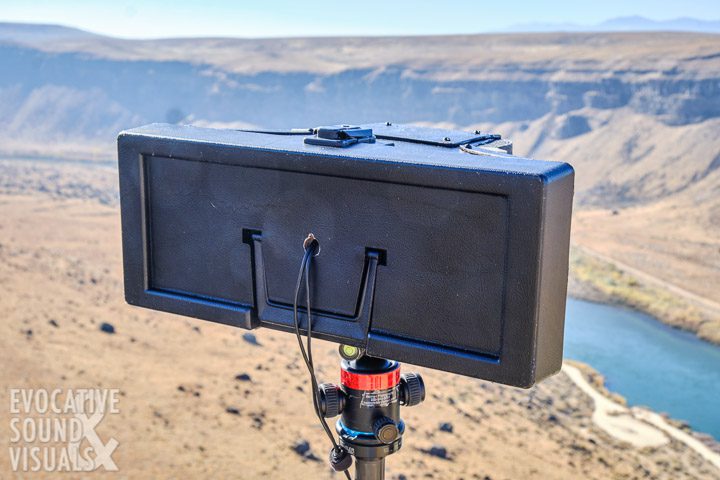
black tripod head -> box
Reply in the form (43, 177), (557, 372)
(317, 347), (425, 479)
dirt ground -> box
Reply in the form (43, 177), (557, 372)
(0, 159), (718, 479)
(573, 197), (720, 305)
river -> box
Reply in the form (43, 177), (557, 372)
(564, 298), (720, 440)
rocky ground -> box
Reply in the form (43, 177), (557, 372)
(0, 158), (718, 479)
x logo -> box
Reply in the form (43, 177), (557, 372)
(67, 408), (119, 471)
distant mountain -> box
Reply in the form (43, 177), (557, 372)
(0, 22), (101, 44)
(506, 16), (720, 34)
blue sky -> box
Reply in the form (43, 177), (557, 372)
(1, 0), (718, 38)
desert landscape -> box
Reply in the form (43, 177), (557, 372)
(1, 22), (719, 478)
(1, 25), (718, 342)
(0, 170), (717, 478)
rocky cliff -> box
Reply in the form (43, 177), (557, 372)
(1, 27), (718, 150)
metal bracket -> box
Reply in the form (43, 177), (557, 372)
(304, 125), (377, 148)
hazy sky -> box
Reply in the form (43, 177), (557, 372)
(1, 0), (718, 38)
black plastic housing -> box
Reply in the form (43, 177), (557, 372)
(117, 123), (574, 387)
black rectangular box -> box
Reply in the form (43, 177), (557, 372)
(118, 123), (574, 387)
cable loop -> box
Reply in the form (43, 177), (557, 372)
(293, 234), (352, 480)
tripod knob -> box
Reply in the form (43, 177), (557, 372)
(373, 416), (399, 444)
(318, 383), (344, 418)
(399, 372), (425, 407)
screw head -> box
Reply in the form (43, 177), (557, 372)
(443, 137), (451, 142)
(377, 424), (398, 443)
(373, 417), (399, 444)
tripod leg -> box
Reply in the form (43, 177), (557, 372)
(355, 458), (385, 480)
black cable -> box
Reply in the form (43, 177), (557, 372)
(293, 239), (352, 480)
(304, 253), (335, 442)
(292, 248), (313, 371)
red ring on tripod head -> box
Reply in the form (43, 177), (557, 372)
(341, 367), (400, 391)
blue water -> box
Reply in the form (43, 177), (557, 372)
(564, 298), (720, 440)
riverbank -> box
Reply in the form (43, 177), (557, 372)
(564, 298), (720, 441)
(567, 245), (720, 345)
(563, 361), (720, 469)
